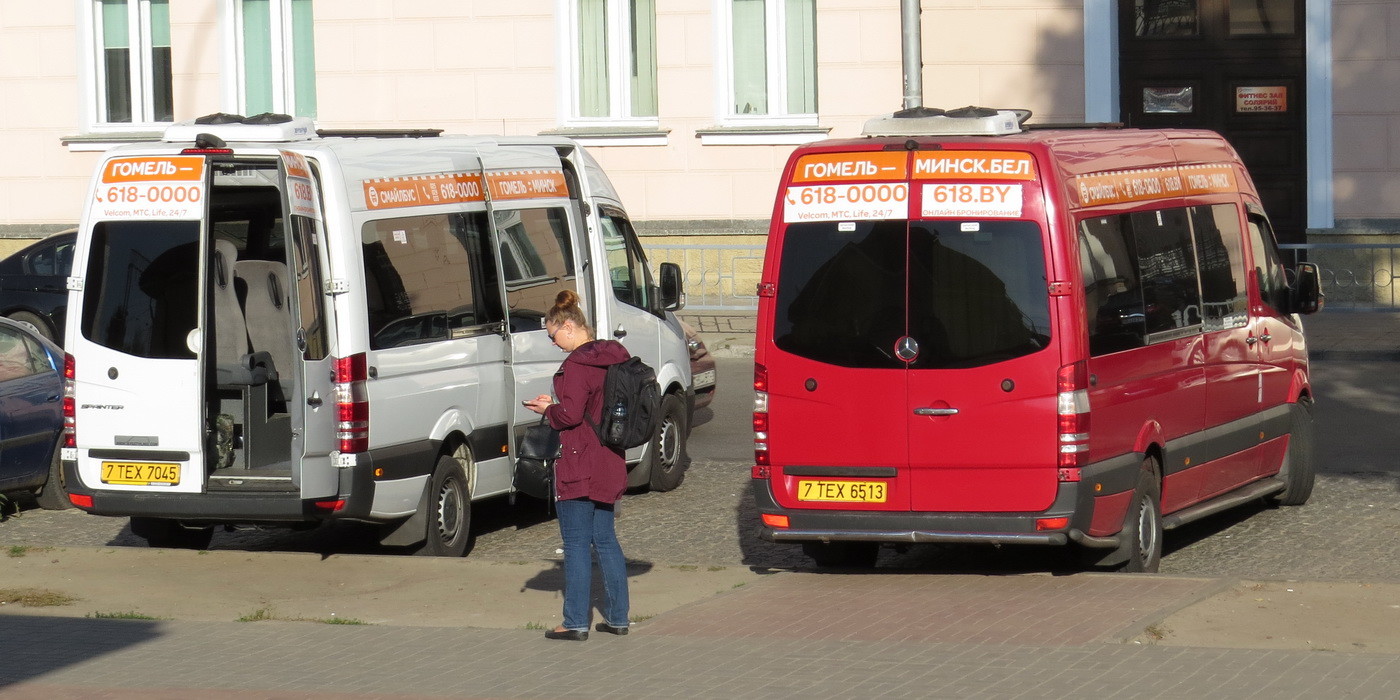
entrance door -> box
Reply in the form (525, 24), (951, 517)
(1119, 0), (1307, 242)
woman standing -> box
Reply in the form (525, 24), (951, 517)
(524, 289), (633, 641)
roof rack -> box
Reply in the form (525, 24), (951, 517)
(1024, 122), (1124, 130)
(316, 129), (444, 139)
(862, 106), (1031, 137)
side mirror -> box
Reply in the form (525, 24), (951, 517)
(659, 262), (685, 311)
(1290, 262), (1323, 315)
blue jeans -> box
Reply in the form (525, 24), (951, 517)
(555, 497), (629, 631)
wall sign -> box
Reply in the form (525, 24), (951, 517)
(1236, 86), (1287, 113)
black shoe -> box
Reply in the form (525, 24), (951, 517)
(544, 628), (589, 641)
(595, 622), (629, 636)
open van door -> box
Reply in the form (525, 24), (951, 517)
(72, 155), (211, 494)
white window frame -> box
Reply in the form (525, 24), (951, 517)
(712, 0), (818, 129)
(77, 0), (172, 133)
(554, 0), (660, 129)
(220, 0), (315, 117)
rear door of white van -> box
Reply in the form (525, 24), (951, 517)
(71, 154), (211, 494)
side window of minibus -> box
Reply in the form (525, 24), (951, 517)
(288, 215), (328, 360)
(494, 207), (577, 331)
(1128, 207), (1202, 335)
(1191, 204), (1249, 331)
(1080, 215), (1145, 356)
(1246, 215), (1289, 313)
(599, 210), (655, 314)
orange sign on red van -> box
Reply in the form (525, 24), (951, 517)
(1072, 164), (1238, 207)
(790, 152), (907, 183)
(913, 151), (1036, 181)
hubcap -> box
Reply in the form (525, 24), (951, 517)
(437, 479), (462, 543)
(1136, 499), (1158, 563)
(657, 418), (678, 471)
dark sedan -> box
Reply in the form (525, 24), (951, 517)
(0, 316), (69, 510)
(0, 229), (76, 344)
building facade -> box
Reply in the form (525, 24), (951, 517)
(0, 1), (1396, 260)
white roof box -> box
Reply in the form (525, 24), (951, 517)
(862, 107), (1029, 138)
(163, 113), (316, 143)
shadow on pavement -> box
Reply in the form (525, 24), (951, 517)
(0, 617), (162, 689)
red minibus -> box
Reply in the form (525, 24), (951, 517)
(752, 108), (1322, 571)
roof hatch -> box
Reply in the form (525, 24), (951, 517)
(862, 106), (1030, 138)
(163, 113), (316, 143)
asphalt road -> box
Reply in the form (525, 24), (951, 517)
(4, 357), (1399, 582)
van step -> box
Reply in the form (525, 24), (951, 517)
(208, 473), (296, 493)
(1161, 478), (1285, 530)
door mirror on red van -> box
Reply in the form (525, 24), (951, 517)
(1290, 262), (1323, 315)
(659, 262), (685, 311)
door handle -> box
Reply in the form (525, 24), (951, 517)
(914, 407), (959, 416)
(1246, 336), (1258, 346)
(307, 391), (322, 408)
(1259, 333), (1272, 343)
(613, 323), (628, 339)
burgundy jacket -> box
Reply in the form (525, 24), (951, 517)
(544, 339), (632, 503)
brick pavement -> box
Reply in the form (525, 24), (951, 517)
(5, 571), (1400, 700)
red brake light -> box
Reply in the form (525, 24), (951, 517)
(1057, 361), (1090, 468)
(753, 363), (769, 471)
(62, 353), (76, 448)
(334, 354), (369, 453)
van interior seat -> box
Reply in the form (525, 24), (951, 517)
(234, 259), (295, 395)
(212, 239), (251, 369)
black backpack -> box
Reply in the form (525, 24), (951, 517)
(588, 356), (661, 450)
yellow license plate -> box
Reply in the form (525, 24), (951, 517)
(796, 480), (887, 503)
(101, 461), (181, 486)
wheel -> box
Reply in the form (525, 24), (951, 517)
(129, 517), (214, 550)
(33, 438), (72, 510)
(646, 392), (689, 492)
(802, 541), (880, 568)
(1117, 457), (1163, 573)
(1272, 397), (1315, 506)
(415, 454), (472, 557)
(6, 311), (54, 343)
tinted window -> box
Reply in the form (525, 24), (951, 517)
(600, 210), (654, 313)
(0, 325), (47, 381)
(289, 215), (328, 360)
(907, 221), (1051, 368)
(362, 212), (502, 350)
(1129, 207), (1202, 337)
(1081, 215), (1145, 356)
(27, 237), (74, 277)
(1192, 204), (1248, 331)
(495, 208), (576, 331)
(774, 220), (907, 369)
(81, 221), (199, 359)
(1247, 215), (1289, 312)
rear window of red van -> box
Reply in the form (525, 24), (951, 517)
(773, 219), (1051, 369)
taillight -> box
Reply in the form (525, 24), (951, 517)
(62, 353), (76, 448)
(752, 363), (770, 477)
(334, 353), (369, 453)
(1057, 361), (1090, 470)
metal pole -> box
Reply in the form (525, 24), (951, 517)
(901, 0), (923, 110)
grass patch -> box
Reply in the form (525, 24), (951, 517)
(1143, 623), (1168, 641)
(0, 587), (77, 607)
(669, 564), (698, 572)
(88, 610), (160, 620)
(629, 613), (654, 623)
(237, 608), (275, 622)
(317, 616), (367, 625)
(523, 621), (546, 630)
(707, 565), (726, 572)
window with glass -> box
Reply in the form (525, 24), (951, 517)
(724, 0), (817, 122)
(1081, 215), (1146, 356)
(1247, 215), (1289, 312)
(1129, 207), (1202, 337)
(288, 215), (327, 359)
(1134, 0), (1199, 37)
(82, 221), (200, 359)
(599, 209), (654, 313)
(231, 0), (317, 117)
(572, 0), (657, 121)
(1228, 0), (1296, 35)
(92, 0), (173, 125)
(494, 208), (577, 331)
(361, 213), (503, 350)
(1191, 204), (1249, 330)
(0, 327), (48, 383)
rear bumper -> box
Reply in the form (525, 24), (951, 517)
(62, 457), (377, 524)
(752, 459), (1136, 549)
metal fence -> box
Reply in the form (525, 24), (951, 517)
(1280, 243), (1400, 311)
(646, 244), (765, 311)
(648, 242), (1400, 312)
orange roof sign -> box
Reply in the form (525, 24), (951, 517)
(791, 152), (907, 183)
(363, 172), (486, 210)
(1072, 164), (1238, 207)
(914, 151), (1036, 181)
(94, 156), (207, 220)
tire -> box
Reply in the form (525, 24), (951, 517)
(1117, 458), (1163, 573)
(6, 311), (54, 344)
(33, 438), (72, 511)
(802, 541), (880, 568)
(1272, 397), (1315, 506)
(415, 454), (472, 557)
(130, 517), (214, 550)
(646, 393), (689, 492)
